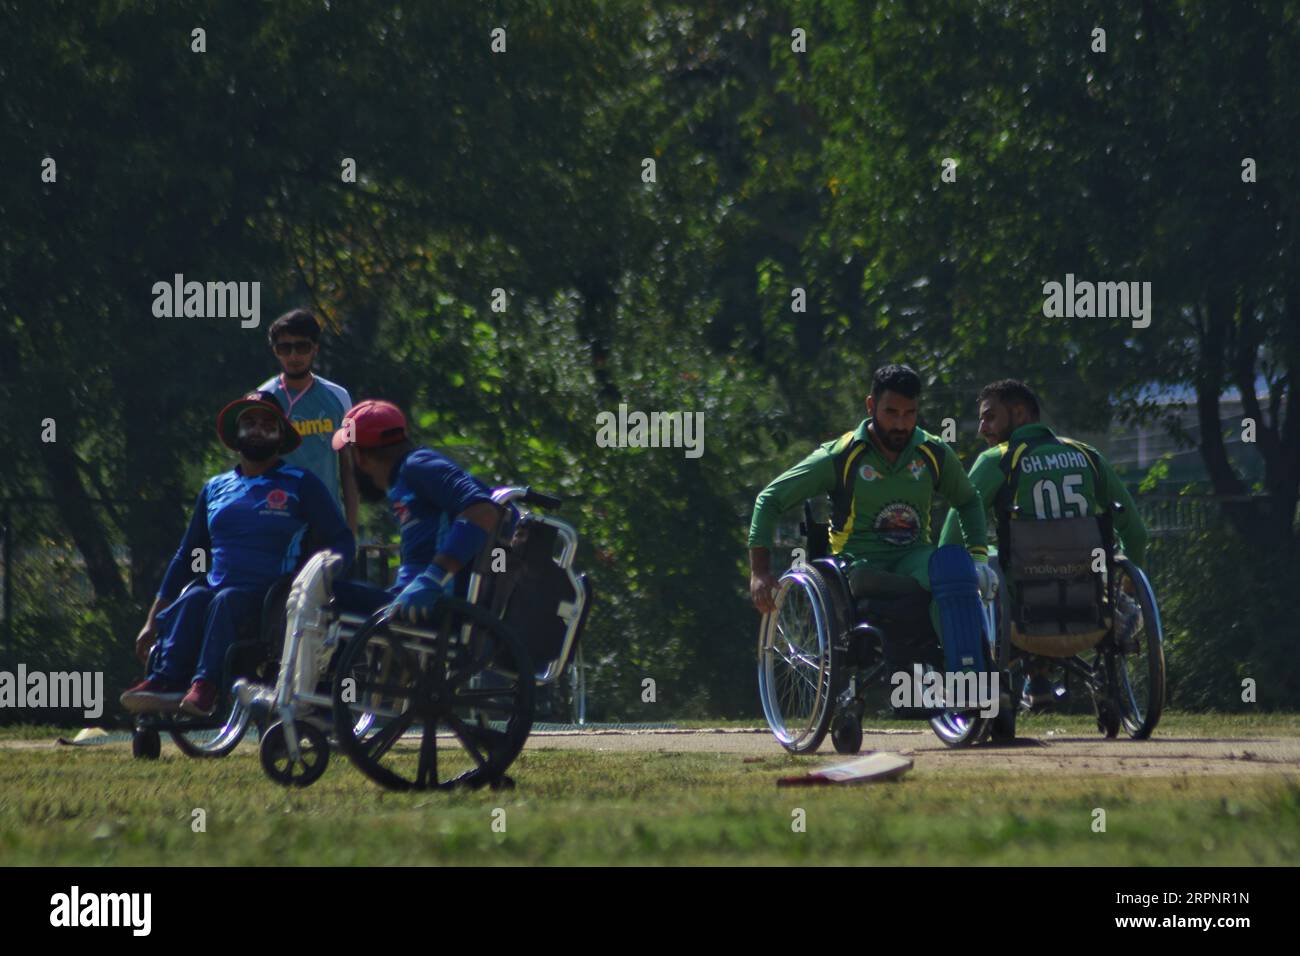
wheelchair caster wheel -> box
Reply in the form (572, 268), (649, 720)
(1096, 701), (1121, 739)
(132, 728), (161, 760)
(260, 721), (329, 787)
(831, 717), (863, 755)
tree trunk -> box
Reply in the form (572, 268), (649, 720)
(37, 439), (128, 604)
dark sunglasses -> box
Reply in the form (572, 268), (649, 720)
(273, 340), (315, 356)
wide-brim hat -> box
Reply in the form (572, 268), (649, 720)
(216, 392), (301, 455)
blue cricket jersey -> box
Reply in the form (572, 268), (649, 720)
(386, 447), (495, 589)
(158, 463), (355, 601)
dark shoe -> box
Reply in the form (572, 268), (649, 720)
(120, 677), (186, 714)
(180, 679), (218, 717)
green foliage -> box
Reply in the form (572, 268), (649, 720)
(1160, 521), (1299, 710)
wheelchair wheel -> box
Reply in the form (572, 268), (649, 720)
(260, 720), (329, 787)
(1096, 698), (1121, 738)
(1109, 560), (1165, 739)
(170, 697), (253, 758)
(758, 568), (835, 754)
(132, 728), (161, 760)
(930, 705), (992, 747)
(831, 714), (863, 755)
(331, 599), (535, 791)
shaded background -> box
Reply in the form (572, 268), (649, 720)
(1, 0), (1296, 720)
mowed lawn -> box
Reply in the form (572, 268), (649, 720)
(0, 713), (1296, 866)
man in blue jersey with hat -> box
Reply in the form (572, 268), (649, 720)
(327, 399), (503, 623)
(121, 393), (354, 717)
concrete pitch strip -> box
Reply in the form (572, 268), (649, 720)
(519, 726), (1300, 779)
(17, 725), (1300, 780)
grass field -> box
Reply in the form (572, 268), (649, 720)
(0, 713), (1297, 866)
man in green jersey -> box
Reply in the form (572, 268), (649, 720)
(938, 379), (1148, 707)
(749, 365), (993, 674)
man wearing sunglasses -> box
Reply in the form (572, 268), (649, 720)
(256, 309), (359, 535)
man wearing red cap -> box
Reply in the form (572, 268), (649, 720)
(329, 400), (501, 622)
(121, 394), (355, 716)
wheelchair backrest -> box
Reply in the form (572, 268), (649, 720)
(462, 486), (590, 684)
(491, 517), (579, 667)
(1003, 514), (1112, 655)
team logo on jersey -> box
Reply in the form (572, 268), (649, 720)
(392, 500), (413, 526)
(907, 458), (926, 481)
(265, 489), (288, 510)
(873, 501), (922, 546)
(859, 463), (880, 482)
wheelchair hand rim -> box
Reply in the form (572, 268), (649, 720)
(758, 570), (833, 750)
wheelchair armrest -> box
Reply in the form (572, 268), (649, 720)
(258, 574), (296, 644)
(801, 501), (830, 562)
(262, 575), (295, 614)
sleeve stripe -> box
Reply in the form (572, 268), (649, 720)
(918, 443), (940, 477)
(840, 444), (866, 489)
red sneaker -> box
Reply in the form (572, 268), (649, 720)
(180, 679), (218, 717)
(120, 677), (186, 713)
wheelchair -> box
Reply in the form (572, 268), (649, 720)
(986, 502), (1165, 742)
(758, 502), (1003, 754)
(249, 485), (593, 789)
(130, 576), (293, 760)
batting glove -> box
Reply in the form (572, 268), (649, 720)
(394, 567), (455, 625)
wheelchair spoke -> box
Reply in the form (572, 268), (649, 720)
(771, 638), (817, 674)
(360, 706), (417, 760)
(775, 651), (824, 697)
(446, 715), (493, 770)
(416, 718), (439, 788)
(769, 642), (821, 723)
(776, 605), (820, 658)
(778, 662), (820, 724)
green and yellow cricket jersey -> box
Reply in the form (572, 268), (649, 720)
(937, 423), (1148, 565)
(749, 418), (988, 562)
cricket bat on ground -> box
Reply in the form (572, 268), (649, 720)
(776, 751), (912, 786)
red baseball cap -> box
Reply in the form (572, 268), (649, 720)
(332, 399), (409, 450)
